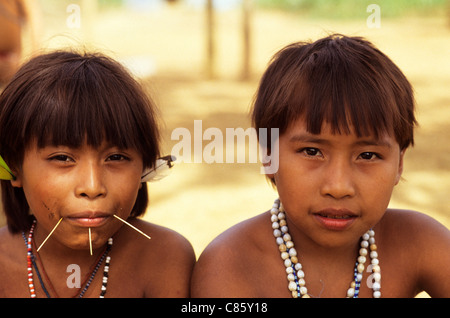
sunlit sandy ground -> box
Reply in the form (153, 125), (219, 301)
(2, 2), (449, 298)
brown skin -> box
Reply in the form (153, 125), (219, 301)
(191, 119), (450, 298)
(0, 141), (195, 297)
(191, 209), (450, 298)
(0, 219), (195, 297)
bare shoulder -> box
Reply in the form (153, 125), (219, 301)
(0, 226), (12, 249)
(380, 209), (449, 241)
(130, 219), (195, 258)
(0, 226), (23, 258)
(191, 212), (276, 297)
(378, 209), (450, 297)
(0, 226), (28, 297)
(116, 219), (196, 297)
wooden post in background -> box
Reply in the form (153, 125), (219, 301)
(205, 0), (215, 79)
(241, 0), (252, 80)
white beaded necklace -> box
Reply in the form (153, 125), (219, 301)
(271, 198), (381, 298)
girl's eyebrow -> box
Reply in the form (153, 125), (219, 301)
(289, 134), (331, 146)
(354, 139), (393, 149)
(289, 134), (393, 149)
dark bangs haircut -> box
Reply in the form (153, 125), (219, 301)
(0, 50), (160, 233)
(252, 34), (417, 153)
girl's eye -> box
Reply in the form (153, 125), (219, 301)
(358, 152), (379, 160)
(49, 155), (73, 163)
(106, 154), (129, 162)
(299, 147), (323, 157)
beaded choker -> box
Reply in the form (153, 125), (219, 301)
(270, 198), (381, 298)
(23, 220), (113, 298)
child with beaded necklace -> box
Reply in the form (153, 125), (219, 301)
(0, 50), (195, 297)
(191, 34), (450, 298)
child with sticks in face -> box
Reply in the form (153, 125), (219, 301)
(191, 34), (450, 298)
(0, 50), (195, 298)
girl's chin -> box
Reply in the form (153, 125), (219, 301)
(56, 232), (110, 252)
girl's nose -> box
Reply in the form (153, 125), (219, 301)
(74, 162), (107, 199)
(320, 158), (356, 200)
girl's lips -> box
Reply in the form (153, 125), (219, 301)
(313, 209), (358, 231)
(65, 212), (111, 227)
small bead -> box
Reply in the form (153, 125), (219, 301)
(357, 263), (365, 273)
(298, 278), (306, 286)
(273, 229), (281, 237)
(299, 286), (308, 295)
(372, 282), (381, 291)
(281, 252), (289, 260)
(283, 233), (291, 242)
(356, 273), (363, 282)
(290, 256), (298, 264)
(347, 287), (355, 298)
(370, 244), (377, 251)
(279, 244), (287, 252)
(288, 247), (297, 257)
(359, 248), (368, 256)
(288, 281), (297, 291)
(370, 251), (378, 259)
(287, 273), (295, 281)
(358, 255), (366, 264)
(272, 222), (280, 229)
(373, 291), (381, 298)
(297, 269), (305, 278)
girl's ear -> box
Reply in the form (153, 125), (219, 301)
(10, 171), (22, 187)
(395, 149), (406, 185)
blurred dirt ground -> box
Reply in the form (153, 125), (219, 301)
(1, 2), (449, 298)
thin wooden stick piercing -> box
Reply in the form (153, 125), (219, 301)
(37, 217), (63, 252)
(113, 214), (151, 240)
(88, 228), (93, 256)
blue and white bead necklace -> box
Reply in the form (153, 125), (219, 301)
(271, 198), (381, 298)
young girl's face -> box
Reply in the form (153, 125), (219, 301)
(12, 140), (144, 251)
(271, 117), (404, 248)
